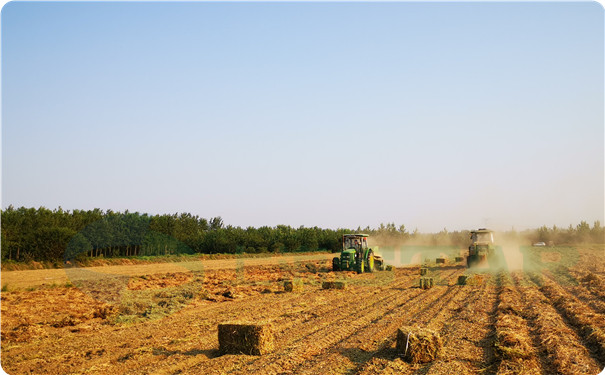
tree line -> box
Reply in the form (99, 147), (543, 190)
(0, 206), (350, 263)
(1, 206), (603, 264)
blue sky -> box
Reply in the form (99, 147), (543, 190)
(2, 2), (603, 232)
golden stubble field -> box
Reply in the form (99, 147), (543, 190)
(1, 246), (604, 375)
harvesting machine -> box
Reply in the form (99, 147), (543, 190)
(467, 228), (495, 268)
(332, 234), (384, 273)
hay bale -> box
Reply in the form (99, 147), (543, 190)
(284, 279), (303, 292)
(458, 275), (484, 286)
(455, 257), (464, 262)
(323, 281), (347, 289)
(420, 277), (433, 289)
(420, 267), (428, 276)
(466, 275), (484, 286)
(396, 326), (442, 363)
(436, 258), (446, 264)
(218, 322), (274, 355)
(385, 265), (394, 271)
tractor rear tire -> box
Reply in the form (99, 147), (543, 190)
(332, 257), (341, 272)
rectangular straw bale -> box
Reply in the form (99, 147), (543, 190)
(466, 275), (484, 286)
(420, 267), (428, 276)
(284, 279), (303, 292)
(218, 322), (274, 355)
(436, 258), (446, 264)
(455, 257), (464, 262)
(385, 265), (394, 271)
(396, 326), (442, 363)
(420, 277), (433, 289)
(323, 281), (347, 289)
(458, 275), (468, 285)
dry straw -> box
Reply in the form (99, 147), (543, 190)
(218, 321), (275, 355)
(283, 279), (303, 292)
(322, 281), (347, 290)
(396, 326), (442, 363)
(419, 278), (434, 289)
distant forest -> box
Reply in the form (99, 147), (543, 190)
(1, 206), (603, 264)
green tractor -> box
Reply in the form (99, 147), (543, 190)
(467, 228), (495, 268)
(332, 234), (384, 273)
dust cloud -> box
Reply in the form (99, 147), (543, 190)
(368, 234), (465, 268)
(367, 231), (529, 272)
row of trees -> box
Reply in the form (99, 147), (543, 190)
(0, 206), (350, 263)
(531, 221), (604, 245)
(1, 206), (603, 264)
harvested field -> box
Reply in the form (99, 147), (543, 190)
(1, 246), (604, 374)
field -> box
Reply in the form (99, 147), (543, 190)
(1, 246), (604, 375)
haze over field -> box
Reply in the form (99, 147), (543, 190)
(2, 2), (603, 232)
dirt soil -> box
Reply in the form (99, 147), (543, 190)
(0, 253), (335, 289)
(1, 247), (604, 375)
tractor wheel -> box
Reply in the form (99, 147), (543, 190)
(332, 257), (341, 272)
(356, 257), (365, 274)
(367, 251), (375, 273)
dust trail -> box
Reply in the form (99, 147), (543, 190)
(500, 243), (524, 271)
(375, 245), (464, 267)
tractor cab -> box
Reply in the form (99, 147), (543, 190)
(343, 234), (368, 252)
(470, 230), (494, 246)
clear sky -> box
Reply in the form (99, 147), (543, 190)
(2, 2), (603, 232)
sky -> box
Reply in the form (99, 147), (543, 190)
(1, 1), (603, 232)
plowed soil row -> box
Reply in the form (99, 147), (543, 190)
(354, 273), (498, 375)
(421, 278), (497, 375)
(494, 272), (542, 375)
(530, 271), (605, 365)
(564, 281), (605, 316)
(540, 265), (605, 316)
(568, 267), (605, 301)
(512, 272), (601, 375)
(294, 270), (470, 375)
(180, 268), (465, 375)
